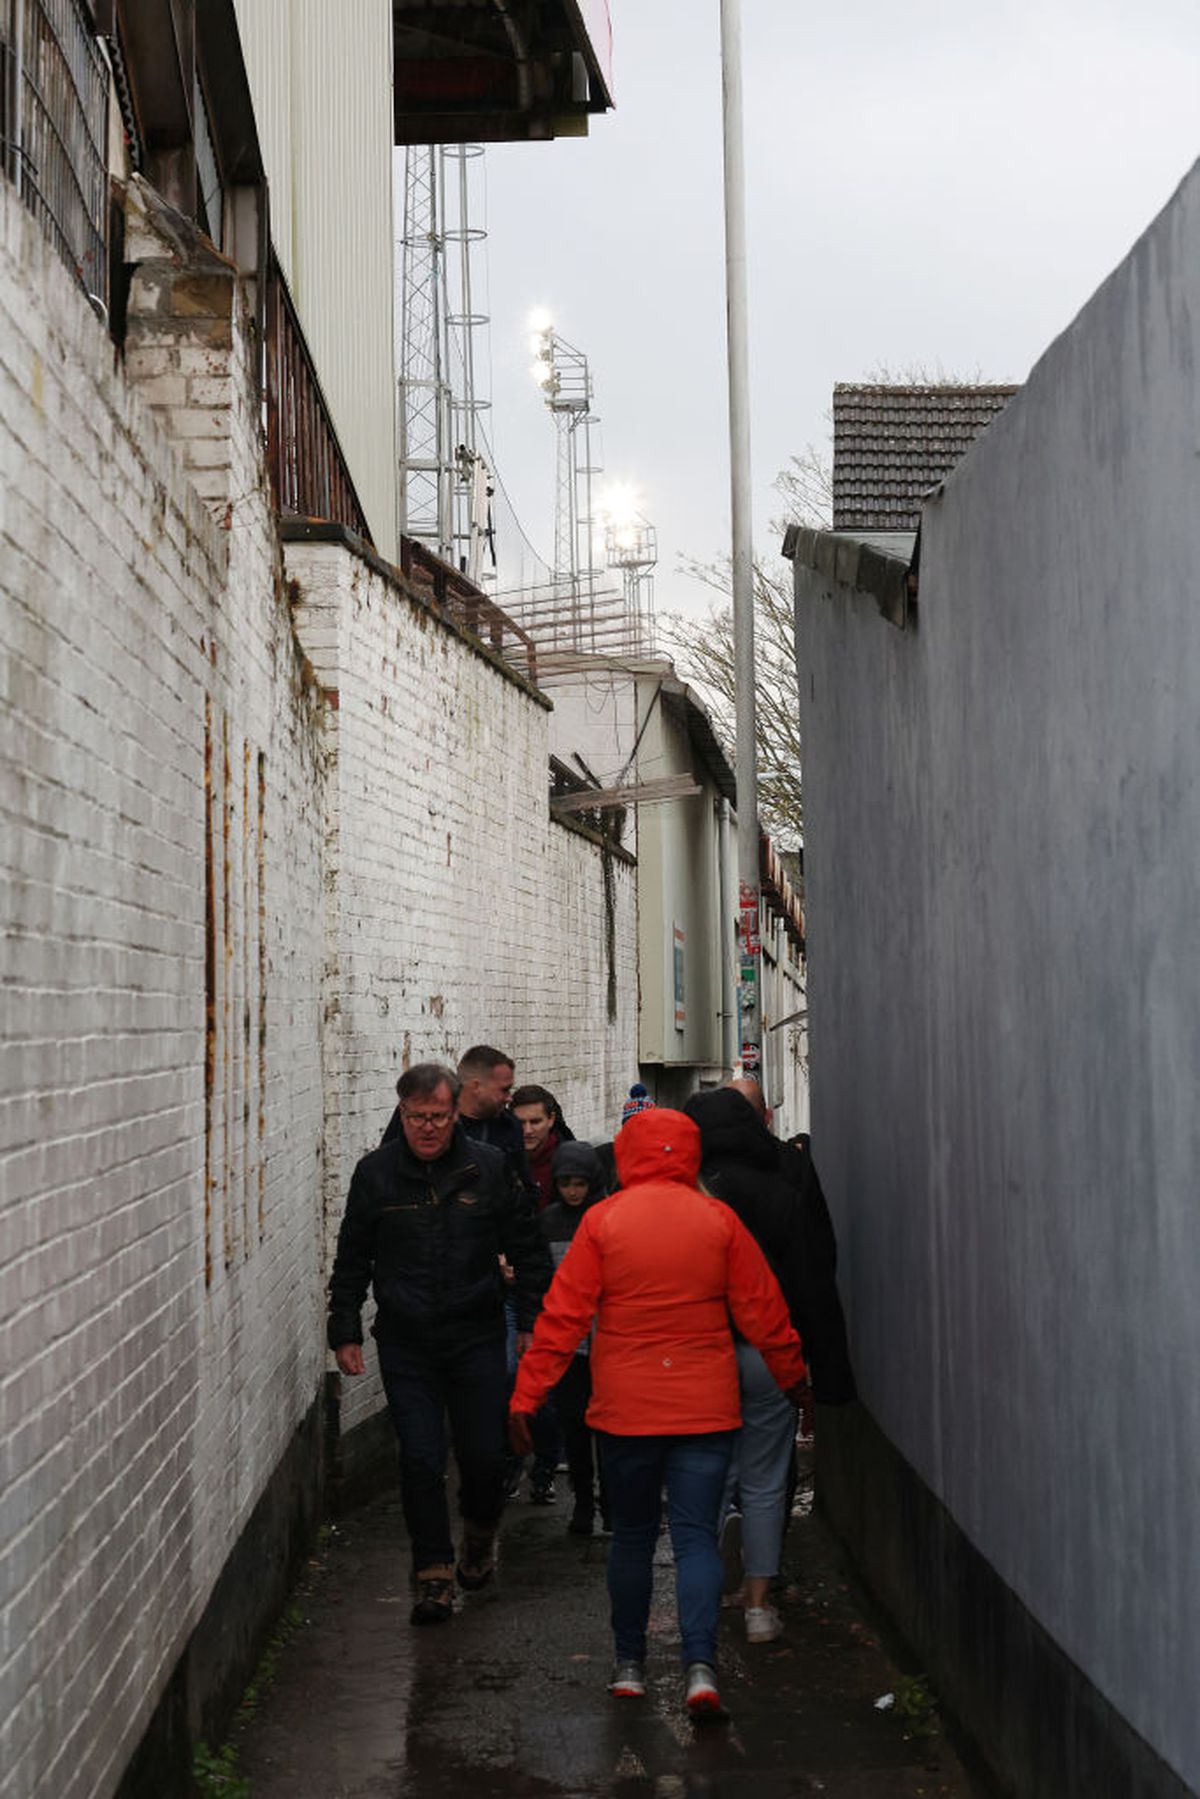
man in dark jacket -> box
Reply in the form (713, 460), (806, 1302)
(328, 1062), (552, 1625)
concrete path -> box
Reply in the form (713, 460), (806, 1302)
(235, 1453), (994, 1798)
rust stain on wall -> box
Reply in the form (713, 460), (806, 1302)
(242, 737), (252, 1259)
(257, 749), (267, 1241)
(222, 712), (233, 1271)
(204, 697), (215, 1288)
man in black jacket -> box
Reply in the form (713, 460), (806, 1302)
(328, 1062), (552, 1625)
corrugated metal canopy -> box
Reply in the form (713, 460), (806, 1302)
(393, 0), (614, 143)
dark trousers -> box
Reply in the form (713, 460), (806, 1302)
(380, 1328), (508, 1573)
(554, 1355), (606, 1518)
(505, 1300), (561, 1486)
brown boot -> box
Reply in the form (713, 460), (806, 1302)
(410, 1563), (455, 1625)
(456, 1525), (496, 1591)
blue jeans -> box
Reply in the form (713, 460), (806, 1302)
(380, 1327), (508, 1573)
(723, 1341), (796, 1578)
(598, 1431), (734, 1666)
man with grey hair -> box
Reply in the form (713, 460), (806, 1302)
(328, 1062), (552, 1625)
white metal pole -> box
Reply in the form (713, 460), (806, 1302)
(720, 0), (762, 1079)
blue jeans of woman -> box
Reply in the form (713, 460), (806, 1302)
(722, 1341), (796, 1578)
(598, 1430), (734, 1666)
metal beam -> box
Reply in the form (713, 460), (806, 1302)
(550, 775), (702, 815)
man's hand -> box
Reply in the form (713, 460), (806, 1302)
(514, 1329), (533, 1357)
(335, 1343), (365, 1377)
(509, 1411), (535, 1457)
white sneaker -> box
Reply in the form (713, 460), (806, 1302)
(745, 1604), (783, 1643)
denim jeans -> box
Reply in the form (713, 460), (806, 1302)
(380, 1327), (508, 1573)
(598, 1430), (734, 1666)
(722, 1341), (796, 1578)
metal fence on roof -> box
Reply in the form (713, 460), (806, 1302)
(0, 0), (108, 302)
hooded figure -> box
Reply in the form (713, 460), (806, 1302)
(540, 1140), (607, 1264)
(510, 1108), (807, 1716)
(536, 1139), (610, 1537)
(683, 1087), (857, 1406)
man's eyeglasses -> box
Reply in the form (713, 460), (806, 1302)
(401, 1108), (455, 1129)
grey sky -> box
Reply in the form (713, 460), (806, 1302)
(476, 1), (1200, 620)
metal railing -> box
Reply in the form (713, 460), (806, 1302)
(264, 255), (373, 544)
(0, 0), (108, 301)
(399, 535), (540, 683)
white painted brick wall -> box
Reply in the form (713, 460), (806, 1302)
(0, 180), (327, 1799)
(2, 163), (640, 1796)
(287, 541), (638, 1437)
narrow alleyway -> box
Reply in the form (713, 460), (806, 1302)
(234, 1452), (994, 1798)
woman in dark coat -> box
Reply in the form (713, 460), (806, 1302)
(683, 1086), (856, 1642)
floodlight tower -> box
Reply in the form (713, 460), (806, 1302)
(530, 315), (601, 644)
(603, 495), (658, 655)
(397, 144), (493, 577)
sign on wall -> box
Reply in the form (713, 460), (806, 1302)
(673, 923), (686, 1031)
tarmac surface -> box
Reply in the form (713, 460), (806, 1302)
(235, 1450), (996, 1799)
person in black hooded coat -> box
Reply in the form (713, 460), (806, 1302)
(683, 1088), (856, 1405)
(683, 1085), (856, 1642)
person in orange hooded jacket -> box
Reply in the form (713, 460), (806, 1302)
(509, 1107), (809, 1717)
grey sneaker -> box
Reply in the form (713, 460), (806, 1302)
(609, 1659), (646, 1698)
(685, 1661), (721, 1716)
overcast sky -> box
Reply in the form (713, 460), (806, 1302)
(473, 0), (1200, 621)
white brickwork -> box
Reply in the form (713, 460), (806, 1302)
(0, 181), (327, 1798)
(1, 165), (637, 1796)
(286, 539), (637, 1439)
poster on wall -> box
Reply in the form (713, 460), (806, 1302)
(673, 924), (686, 1031)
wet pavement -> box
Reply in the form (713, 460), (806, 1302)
(235, 1453), (995, 1798)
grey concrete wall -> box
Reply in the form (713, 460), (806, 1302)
(796, 159), (1200, 1791)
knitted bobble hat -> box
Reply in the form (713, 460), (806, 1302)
(620, 1082), (655, 1127)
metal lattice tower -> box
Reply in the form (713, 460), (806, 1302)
(397, 145), (493, 577)
(531, 322), (602, 646)
(605, 513), (658, 654)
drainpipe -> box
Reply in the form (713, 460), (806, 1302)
(718, 798), (737, 1074)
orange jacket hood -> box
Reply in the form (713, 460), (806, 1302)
(613, 1107), (701, 1188)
